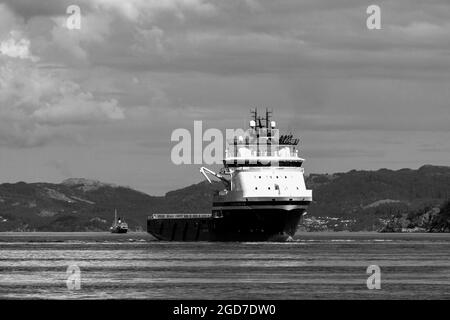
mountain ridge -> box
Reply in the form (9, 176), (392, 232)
(0, 165), (449, 232)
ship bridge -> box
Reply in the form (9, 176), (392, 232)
(224, 109), (304, 168)
(200, 109), (312, 200)
(216, 109), (312, 200)
(225, 143), (304, 168)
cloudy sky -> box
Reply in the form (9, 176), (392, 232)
(0, 0), (449, 195)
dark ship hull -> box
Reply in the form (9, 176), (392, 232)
(147, 208), (305, 242)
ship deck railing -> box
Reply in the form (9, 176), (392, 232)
(225, 144), (301, 159)
(148, 213), (212, 219)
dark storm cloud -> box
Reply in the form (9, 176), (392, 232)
(1, 0), (76, 19)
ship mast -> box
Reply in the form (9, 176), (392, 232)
(250, 108), (273, 129)
(250, 108), (258, 128)
(265, 108), (272, 129)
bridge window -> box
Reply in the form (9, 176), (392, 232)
(225, 160), (303, 167)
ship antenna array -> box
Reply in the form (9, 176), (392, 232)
(250, 108), (258, 125)
(265, 108), (272, 128)
(250, 107), (273, 128)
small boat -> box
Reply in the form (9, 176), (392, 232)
(110, 209), (128, 234)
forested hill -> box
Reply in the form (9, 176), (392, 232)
(305, 165), (450, 231)
(0, 165), (449, 232)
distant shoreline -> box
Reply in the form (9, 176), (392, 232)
(0, 230), (447, 234)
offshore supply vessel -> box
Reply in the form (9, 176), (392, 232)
(147, 109), (312, 241)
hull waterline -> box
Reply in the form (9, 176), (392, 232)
(147, 208), (305, 242)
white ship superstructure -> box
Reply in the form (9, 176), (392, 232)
(201, 109), (313, 241)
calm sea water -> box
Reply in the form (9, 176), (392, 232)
(0, 232), (449, 299)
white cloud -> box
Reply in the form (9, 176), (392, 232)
(0, 31), (39, 61)
(390, 22), (450, 38)
(33, 93), (124, 124)
(0, 59), (125, 147)
(89, 0), (216, 20)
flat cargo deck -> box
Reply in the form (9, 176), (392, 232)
(149, 213), (212, 219)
